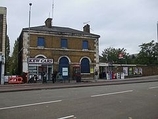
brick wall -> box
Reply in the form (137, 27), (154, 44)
(29, 34), (95, 61)
(141, 66), (158, 76)
(30, 34), (95, 50)
(28, 33), (96, 78)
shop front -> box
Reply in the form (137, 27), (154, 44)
(28, 58), (53, 81)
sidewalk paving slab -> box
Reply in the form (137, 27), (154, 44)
(0, 75), (158, 93)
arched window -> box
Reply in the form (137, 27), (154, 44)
(36, 56), (45, 58)
(81, 58), (90, 73)
(59, 57), (69, 79)
(59, 57), (69, 64)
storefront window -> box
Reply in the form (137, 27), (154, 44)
(28, 58), (53, 80)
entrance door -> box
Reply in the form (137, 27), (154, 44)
(38, 66), (47, 80)
(48, 67), (52, 81)
(59, 57), (69, 80)
(81, 58), (90, 73)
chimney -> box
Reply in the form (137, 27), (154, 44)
(83, 24), (90, 33)
(45, 18), (52, 28)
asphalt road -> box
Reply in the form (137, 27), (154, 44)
(0, 81), (158, 119)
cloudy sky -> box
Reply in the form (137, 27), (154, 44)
(1, 0), (158, 55)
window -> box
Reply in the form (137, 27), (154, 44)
(81, 58), (90, 73)
(82, 40), (88, 49)
(37, 37), (45, 47)
(61, 39), (67, 48)
(59, 57), (69, 79)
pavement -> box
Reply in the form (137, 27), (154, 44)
(0, 75), (158, 93)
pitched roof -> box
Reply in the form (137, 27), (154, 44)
(23, 25), (100, 38)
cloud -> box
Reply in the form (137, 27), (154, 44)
(1, 0), (158, 55)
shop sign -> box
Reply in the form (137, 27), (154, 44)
(28, 58), (53, 64)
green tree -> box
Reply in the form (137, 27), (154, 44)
(136, 40), (158, 65)
(5, 35), (10, 75)
(153, 42), (158, 64)
(10, 39), (19, 75)
(128, 54), (137, 64)
(100, 47), (129, 64)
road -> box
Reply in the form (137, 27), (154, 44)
(0, 81), (158, 119)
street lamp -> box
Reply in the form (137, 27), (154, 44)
(157, 21), (158, 42)
(28, 3), (32, 81)
(28, 3), (32, 55)
(29, 3), (32, 31)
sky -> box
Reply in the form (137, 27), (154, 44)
(1, 0), (158, 55)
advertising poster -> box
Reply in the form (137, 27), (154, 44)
(134, 67), (138, 75)
(138, 67), (142, 75)
(129, 67), (133, 75)
(123, 67), (128, 76)
(62, 67), (68, 76)
(90, 67), (94, 73)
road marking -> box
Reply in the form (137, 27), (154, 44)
(91, 90), (133, 98)
(0, 100), (62, 110)
(58, 115), (75, 119)
(149, 86), (158, 89)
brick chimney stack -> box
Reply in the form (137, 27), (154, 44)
(45, 18), (52, 28)
(83, 24), (90, 33)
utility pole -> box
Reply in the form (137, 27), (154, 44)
(157, 21), (158, 42)
(28, 3), (32, 81)
(52, 0), (54, 19)
(29, 3), (32, 39)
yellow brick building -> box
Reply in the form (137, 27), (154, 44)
(18, 18), (100, 82)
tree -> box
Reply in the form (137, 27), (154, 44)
(100, 47), (129, 64)
(5, 35), (10, 75)
(10, 39), (19, 75)
(153, 42), (158, 64)
(128, 54), (137, 64)
(136, 40), (158, 65)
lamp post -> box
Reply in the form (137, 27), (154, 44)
(155, 21), (158, 64)
(28, 3), (32, 81)
(28, 3), (32, 53)
(28, 3), (32, 44)
(157, 21), (158, 42)
(29, 3), (32, 32)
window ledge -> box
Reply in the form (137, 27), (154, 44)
(82, 49), (88, 51)
(61, 47), (68, 49)
(37, 46), (44, 49)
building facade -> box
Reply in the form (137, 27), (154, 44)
(18, 18), (100, 82)
(0, 7), (6, 84)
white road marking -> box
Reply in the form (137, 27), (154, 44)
(91, 90), (133, 98)
(58, 115), (75, 119)
(0, 100), (62, 110)
(149, 86), (158, 89)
